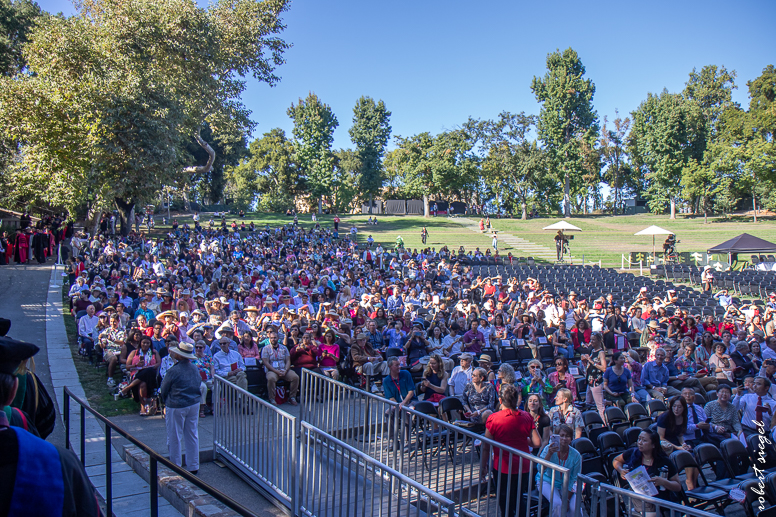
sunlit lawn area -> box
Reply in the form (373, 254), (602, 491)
(490, 214), (776, 267)
(163, 211), (776, 268)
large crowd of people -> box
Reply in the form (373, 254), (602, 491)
(64, 212), (776, 508)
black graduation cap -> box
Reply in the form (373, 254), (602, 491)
(0, 337), (39, 375)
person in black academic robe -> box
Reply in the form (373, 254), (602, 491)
(32, 232), (47, 264)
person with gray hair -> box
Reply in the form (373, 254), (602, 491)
(496, 363), (516, 391)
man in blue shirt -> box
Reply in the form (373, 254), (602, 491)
(642, 349), (681, 401)
(383, 356), (416, 446)
(383, 357), (416, 405)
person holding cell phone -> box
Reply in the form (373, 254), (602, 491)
(536, 424), (581, 517)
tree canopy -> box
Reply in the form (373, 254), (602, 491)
(531, 48), (599, 218)
(0, 0), (289, 231)
(288, 92), (339, 213)
(349, 96), (391, 212)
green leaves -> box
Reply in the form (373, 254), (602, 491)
(531, 47), (599, 217)
(288, 92), (338, 210)
(349, 96), (391, 202)
(0, 0), (289, 220)
(0, 0), (42, 76)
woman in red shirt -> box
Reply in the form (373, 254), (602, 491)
(480, 384), (541, 517)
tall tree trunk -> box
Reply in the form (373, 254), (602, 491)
(182, 190), (191, 212)
(423, 193), (429, 218)
(114, 197), (134, 237)
(369, 194), (374, 215)
(614, 165), (619, 215)
(318, 196), (323, 214)
(87, 205), (100, 237)
(564, 172), (571, 217)
(521, 191), (527, 220)
(753, 187), (758, 223)
(669, 197), (676, 220)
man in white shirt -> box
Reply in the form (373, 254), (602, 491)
(544, 297), (563, 327)
(213, 336), (248, 391)
(734, 377), (776, 438)
(762, 335), (776, 362)
(77, 305), (99, 362)
(443, 324), (464, 356)
(449, 354), (474, 397)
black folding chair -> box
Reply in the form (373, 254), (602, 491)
(670, 450), (730, 513)
(624, 402), (652, 429)
(694, 443), (737, 490)
(722, 438), (757, 480)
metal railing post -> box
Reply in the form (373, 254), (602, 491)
(64, 390), (70, 451)
(290, 411), (298, 516)
(105, 425), (112, 517)
(79, 403), (85, 466)
(150, 456), (158, 517)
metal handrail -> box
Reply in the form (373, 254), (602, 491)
(62, 386), (261, 517)
(577, 473), (719, 517)
(299, 369), (574, 516)
(301, 368), (570, 473)
(299, 421), (457, 516)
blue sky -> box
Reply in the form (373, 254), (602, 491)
(39, 0), (776, 150)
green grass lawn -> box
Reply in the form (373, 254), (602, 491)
(161, 211), (776, 268)
(485, 214), (776, 267)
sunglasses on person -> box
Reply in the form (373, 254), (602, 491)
(195, 346), (204, 350)
(555, 362), (565, 367)
(529, 365), (539, 370)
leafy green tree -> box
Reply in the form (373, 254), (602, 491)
(600, 112), (633, 214)
(683, 65), (737, 143)
(391, 131), (471, 217)
(188, 122), (247, 206)
(225, 128), (299, 212)
(531, 47), (599, 217)
(714, 65), (776, 222)
(288, 92), (338, 213)
(679, 65), (737, 218)
(628, 90), (703, 218)
(332, 148), (361, 214)
(0, 0), (42, 76)
(348, 96), (391, 214)
(468, 112), (552, 219)
(0, 0), (289, 233)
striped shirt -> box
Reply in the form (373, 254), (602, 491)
(703, 400), (742, 435)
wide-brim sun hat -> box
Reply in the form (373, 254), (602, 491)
(170, 342), (196, 360)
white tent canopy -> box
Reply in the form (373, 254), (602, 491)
(543, 220), (582, 231)
(634, 225), (674, 236)
(634, 225), (674, 255)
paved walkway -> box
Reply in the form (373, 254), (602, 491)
(455, 218), (569, 262)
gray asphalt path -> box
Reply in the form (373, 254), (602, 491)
(0, 259), (67, 448)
